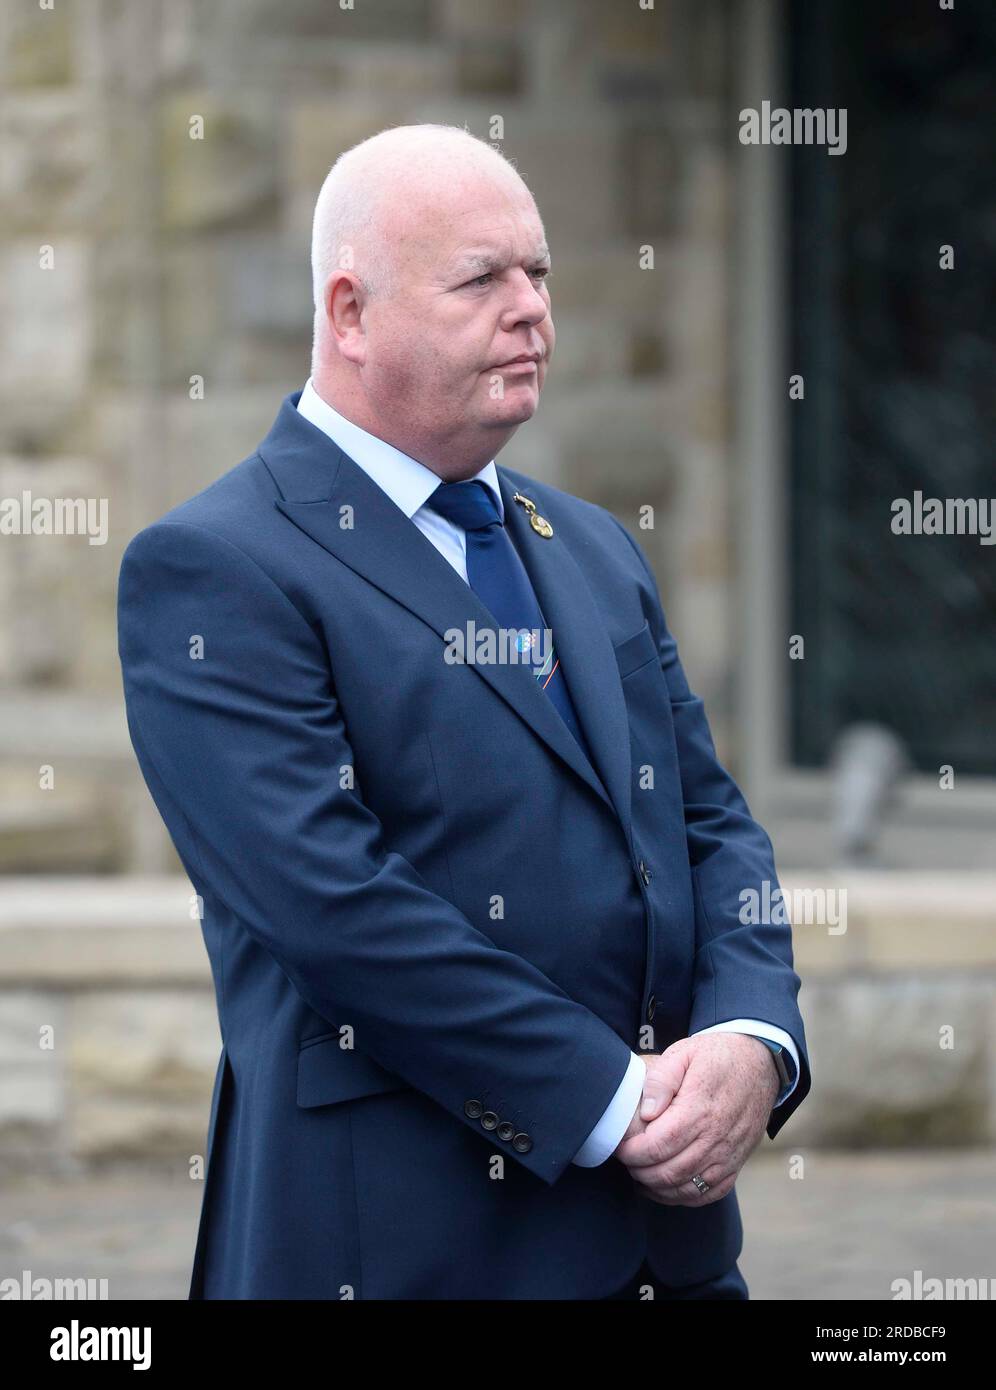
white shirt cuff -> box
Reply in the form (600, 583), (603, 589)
(571, 1050), (646, 1167)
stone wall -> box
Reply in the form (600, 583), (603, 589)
(1, 0), (739, 874)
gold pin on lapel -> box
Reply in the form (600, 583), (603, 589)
(512, 492), (554, 538)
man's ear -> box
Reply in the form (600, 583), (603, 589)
(325, 271), (367, 367)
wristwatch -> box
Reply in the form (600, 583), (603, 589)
(757, 1038), (793, 1092)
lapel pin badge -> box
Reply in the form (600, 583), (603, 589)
(512, 492), (554, 538)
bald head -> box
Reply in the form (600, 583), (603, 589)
(307, 122), (555, 479)
(311, 124), (529, 344)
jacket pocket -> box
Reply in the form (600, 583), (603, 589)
(612, 619), (659, 680)
(296, 1031), (410, 1108)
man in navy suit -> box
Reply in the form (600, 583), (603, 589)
(117, 124), (810, 1300)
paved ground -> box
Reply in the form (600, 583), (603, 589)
(1, 1151), (992, 1300)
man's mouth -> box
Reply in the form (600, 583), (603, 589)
(493, 353), (541, 370)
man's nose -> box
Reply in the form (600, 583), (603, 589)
(502, 272), (549, 327)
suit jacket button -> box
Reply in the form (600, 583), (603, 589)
(646, 994), (657, 1022)
(512, 1132), (533, 1153)
(481, 1110), (499, 1131)
(639, 859), (652, 885)
(497, 1121), (515, 1142)
(464, 1099), (484, 1119)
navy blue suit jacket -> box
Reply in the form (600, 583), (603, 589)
(117, 390), (811, 1299)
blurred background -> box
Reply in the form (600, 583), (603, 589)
(1, 0), (993, 1298)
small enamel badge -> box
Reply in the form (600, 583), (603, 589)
(512, 492), (554, 538)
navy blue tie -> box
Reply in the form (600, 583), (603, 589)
(424, 480), (591, 759)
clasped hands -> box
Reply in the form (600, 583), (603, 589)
(612, 1033), (781, 1205)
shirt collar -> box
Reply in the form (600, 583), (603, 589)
(296, 377), (504, 522)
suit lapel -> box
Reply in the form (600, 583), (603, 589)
(498, 469), (633, 839)
(261, 392), (630, 831)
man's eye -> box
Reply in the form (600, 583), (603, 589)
(465, 268), (550, 289)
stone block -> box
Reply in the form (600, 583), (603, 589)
(440, 0), (526, 37)
(506, 121), (622, 246)
(69, 990), (219, 1097)
(160, 92), (280, 231)
(0, 95), (104, 233)
(4, 3), (73, 87)
(71, 1095), (214, 1163)
(0, 878), (208, 985)
(234, 0), (435, 42)
(0, 240), (90, 399)
(0, 992), (65, 1160)
(781, 977), (992, 1148)
(67, 989), (220, 1160)
(223, 234), (312, 337)
(455, 37), (524, 95)
(0, 456), (111, 687)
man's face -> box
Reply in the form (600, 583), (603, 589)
(356, 172), (555, 470)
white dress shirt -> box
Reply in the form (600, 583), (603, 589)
(295, 377), (800, 1167)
